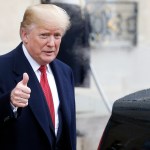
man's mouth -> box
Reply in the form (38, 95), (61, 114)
(43, 51), (55, 56)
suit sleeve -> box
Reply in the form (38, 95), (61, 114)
(0, 91), (15, 125)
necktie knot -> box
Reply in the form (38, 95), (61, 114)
(39, 65), (46, 73)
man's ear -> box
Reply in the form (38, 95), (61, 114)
(20, 28), (28, 44)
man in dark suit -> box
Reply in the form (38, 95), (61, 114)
(0, 4), (76, 150)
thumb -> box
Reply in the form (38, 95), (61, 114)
(22, 72), (29, 86)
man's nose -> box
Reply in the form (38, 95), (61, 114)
(47, 36), (55, 46)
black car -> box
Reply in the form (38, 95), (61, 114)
(98, 89), (150, 150)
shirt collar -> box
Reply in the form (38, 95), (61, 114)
(22, 44), (40, 72)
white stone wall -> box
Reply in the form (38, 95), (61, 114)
(138, 0), (150, 46)
(0, 0), (40, 54)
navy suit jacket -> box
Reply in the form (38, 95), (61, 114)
(0, 43), (76, 150)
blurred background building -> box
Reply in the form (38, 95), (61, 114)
(1, 0), (150, 149)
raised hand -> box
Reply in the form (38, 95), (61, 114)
(10, 73), (31, 107)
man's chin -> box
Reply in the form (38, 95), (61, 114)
(43, 57), (55, 64)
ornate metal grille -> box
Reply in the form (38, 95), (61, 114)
(85, 1), (138, 48)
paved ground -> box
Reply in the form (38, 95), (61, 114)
(76, 115), (110, 150)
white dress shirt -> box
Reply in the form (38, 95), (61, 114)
(22, 44), (59, 136)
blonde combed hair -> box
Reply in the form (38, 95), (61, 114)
(20, 4), (71, 35)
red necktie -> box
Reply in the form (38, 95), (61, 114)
(39, 65), (55, 126)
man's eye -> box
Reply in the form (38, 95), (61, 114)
(54, 34), (62, 39)
(39, 34), (48, 39)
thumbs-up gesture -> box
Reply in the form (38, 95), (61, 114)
(11, 73), (31, 107)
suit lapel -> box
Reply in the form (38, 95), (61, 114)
(50, 61), (72, 139)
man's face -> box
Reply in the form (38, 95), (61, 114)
(22, 24), (63, 65)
